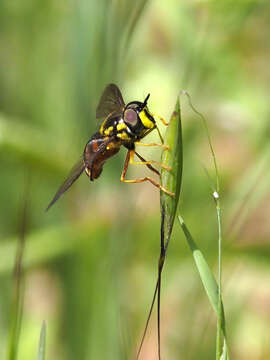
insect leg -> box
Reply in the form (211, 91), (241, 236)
(152, 113), (169, 143)
(120, 151), (174, 196)
(135, 142), (169, 150)
(152, 113), (169, 126)
(134, 151), (160, 176)
(131, 150), (172, 172)
(156, 125), (165, 144)
(120, 149), (131, 180)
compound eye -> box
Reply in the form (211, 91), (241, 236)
(124, 108), (138, 127)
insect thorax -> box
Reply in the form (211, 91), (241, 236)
(99, 115), (134, 142)
(99, 107), (155, 145)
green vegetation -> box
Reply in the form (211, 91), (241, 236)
(1, 1), (270, 359)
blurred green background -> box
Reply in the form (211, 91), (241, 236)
(1, 0), (270, 359)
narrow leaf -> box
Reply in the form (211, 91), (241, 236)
(160, 97), (183, 248)
(178, 215), (229, 359)
(37, 321), (46, 360)
(136, 97), (183, 360)
(7, 182), (29, 360)
(181, 91), (229, 360)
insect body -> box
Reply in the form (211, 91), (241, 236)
(46, 84), (172, 211)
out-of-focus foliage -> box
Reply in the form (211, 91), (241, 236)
(1, 1), (270, 359)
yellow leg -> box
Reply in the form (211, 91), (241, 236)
(156, 125), (164, 144)
(138, 124), (166, 145)
(130, 150), (171, 172)
(135, 141), (169, 150)
(134, 151), (160, 176)
(120, 151), (175, 196)
(152, 113), (169, 126)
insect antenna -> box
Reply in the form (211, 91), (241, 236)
(142, 93), (150, 108)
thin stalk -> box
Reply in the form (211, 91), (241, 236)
(215, 197), (222, 360)
(137, 97), (182, 359)
(181, 91), (219, 192)
(122, 0), (149, 55)
(37, 321), (46, 360)
(7, 175), (30, 360)
(136, 280), (158, 360)
(183, 91), (224, 359)
(157, 273), (162, 360)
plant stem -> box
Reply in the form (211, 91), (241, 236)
(215, 196), (222, 360)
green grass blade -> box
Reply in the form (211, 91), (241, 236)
(152, 97), (183, 360)
(6, 182), (29, 360)
(7, 294), (23, 360)
(181, 91), (228, 359)
(137, 97), (183, 359)
(37, 321), (46, 360)
(0, 114), (76, 175)
(123, 0), (150, 53)
(160, 96), (183, 248)
(178, 215), (220, 317)
(178, 215), (229, 360)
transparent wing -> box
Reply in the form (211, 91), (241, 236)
(96, 83), (125, 119)
(46, 159), (85, 211)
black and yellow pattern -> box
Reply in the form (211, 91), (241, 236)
(47, 84), (172, 211)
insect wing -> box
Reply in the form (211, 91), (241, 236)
(96, 83), (125, 119)
(46, 159), (85, 211)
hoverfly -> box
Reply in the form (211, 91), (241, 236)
(46, 84), (173, 211)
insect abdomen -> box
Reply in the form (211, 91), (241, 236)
(84, 138), (121, 181)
